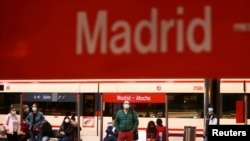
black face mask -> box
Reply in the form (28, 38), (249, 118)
(24, 110), (29, 114)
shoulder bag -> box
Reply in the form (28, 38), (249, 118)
(131, 110), (138, 140)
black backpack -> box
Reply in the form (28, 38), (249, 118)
(42, 121), (53, 137)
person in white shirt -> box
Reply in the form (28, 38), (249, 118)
(3, 106), (21, 141)
(204, 105), (218, 141)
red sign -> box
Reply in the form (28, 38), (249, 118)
(0, 1), (250, 79)
(103, 93), (166, 103)
(236, 100), (245, 123)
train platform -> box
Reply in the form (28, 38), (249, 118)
(80, 133), (146, 141)
(0, 130), (204, 141)
(80, 136), (204, 141)
(79, 131), (204, 141)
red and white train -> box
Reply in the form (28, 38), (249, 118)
(0, 78), (249, 141)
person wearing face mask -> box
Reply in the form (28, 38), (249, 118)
(115, 100), (139, 141)
(23, 104), (30, 118)
(57, 116), (74, 141)
(103, 115), (118, 141)
(3, 106), (21, 141)
(19, 104), (31, 141)
(26, 103), (45, 141)
(204, 105), (218, 141)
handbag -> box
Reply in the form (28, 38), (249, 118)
(56, 133), (65, 138)
(131, 110), (138, 140)
(32, 126), (41, 132)
(0, 126), (7, 136)
(133, 130), (138, 140)
(0, 115), (11, 136)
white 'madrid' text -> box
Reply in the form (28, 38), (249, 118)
(76, 6), (211, 55)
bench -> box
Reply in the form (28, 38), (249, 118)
(0, 130), (60, 141)
(0, 136), (7, 141)
(49, 129), (59, 141)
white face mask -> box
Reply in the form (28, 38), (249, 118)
(123, 104), (130, 109)
(65, 119), (69, 123)
(32, 107), (37, 112)
(208, 107), (213, 112)
(11, 111), (16, 115)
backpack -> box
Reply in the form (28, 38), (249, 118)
(42, 121), (53, 137)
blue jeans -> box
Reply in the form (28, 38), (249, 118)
(30, 131), (42, 141)
(42, 136), (50, 141)
(58, 136), (72, 141)
(204, 136), (208, 141)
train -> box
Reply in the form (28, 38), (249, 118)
(0, 78), (249, 141)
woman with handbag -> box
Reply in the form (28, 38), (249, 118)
(3, 106), (21, 141)
(26, 103), (45, 141)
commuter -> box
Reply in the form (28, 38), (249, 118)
(57, 116), (74, 141)
(41, 120), (53, 141)
(115, 100), (139, 141)
(19, 105), (31, 141)
(146, 120), (158, 141)
(103, 115), (118, 141)
(70, 113), (81, 141)
(155, 118), (167, 141)
(3, 106), (21, 141)
(22, 104), (30, 119)
(204, 105), (218, 141)
(26, 103), (46, 141)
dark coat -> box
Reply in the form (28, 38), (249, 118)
(42, 120), (53, 137)
(103, 126), (118, 141)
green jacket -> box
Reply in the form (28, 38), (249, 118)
(115, 109), (139, 132)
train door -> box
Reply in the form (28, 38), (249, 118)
(220, 79), (250, 125)
(99, 82), (168, 141)
(78, 83), (100, 138)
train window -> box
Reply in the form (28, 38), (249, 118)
(23, 93), (77, 116)
(168, 93), (203, 118)
(0, 85), (4, 91)
(82, 94), (95, 116)
(102, 93), (204, 118)
(24, 101), (76, 116)
(221, 93), (247, 118)
(0, 93), (21, 114)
